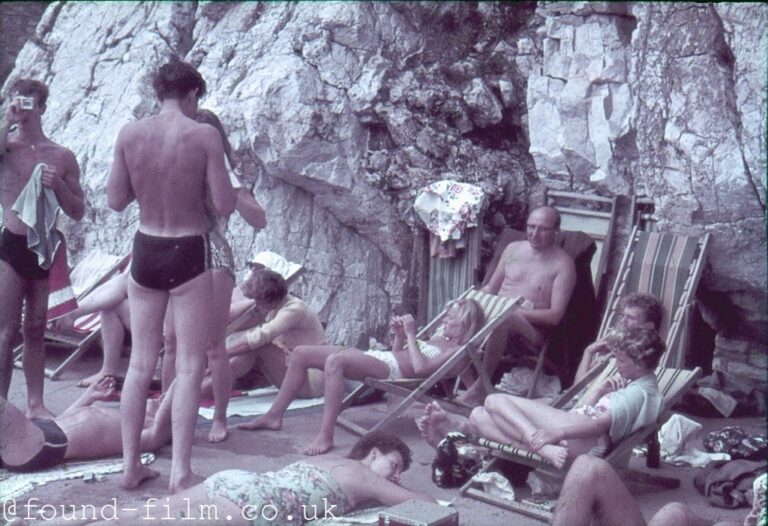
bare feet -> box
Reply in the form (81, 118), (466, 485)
(26, 404), (55, 420)
(236, 413), (282, 431)
(303, 433), (333, 456)
(537, 444), (569, 469)
(169, 472), (204, 494)
(77, 372), (116, 388)
(208, 418), (228, 443)
(120, 464), (160, 490)
(417, 401), (470, 448)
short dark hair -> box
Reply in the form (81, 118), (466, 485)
(242, 268), (287, 306)
(619, 293), (663, 331)
(152, 58), (206, 101)
(604, 324), (665, 371)
(9, 78), (49, 107)
(347, 431), (412, 472)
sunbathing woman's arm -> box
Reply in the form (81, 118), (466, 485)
(357, 468), (437, 507)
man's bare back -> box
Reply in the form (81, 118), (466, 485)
(109, 60), (235, 494)
(110, 111), (232, 236)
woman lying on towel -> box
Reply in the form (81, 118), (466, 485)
(18, 432), (434, 526)
(239, 298), (485, 455)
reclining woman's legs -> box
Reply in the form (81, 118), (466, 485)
(238, 345), (390, 456)
(304, 348), (390, 455)
(478, 393), (599, 468)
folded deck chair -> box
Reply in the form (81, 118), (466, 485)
(336, 288), (526, 436)
(598, 226), (710, 369)
(544, 189), (618, 305)
(13, 252), (131, 380)
(459, 362), (703, 522)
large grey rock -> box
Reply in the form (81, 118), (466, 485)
(1, 2), (764, 388)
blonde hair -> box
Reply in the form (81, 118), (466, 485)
(444, 298), (485, 345)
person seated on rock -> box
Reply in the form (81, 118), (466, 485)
(27, 431), (435, 525)
(573, 292), (663, 383)
(552, 455), (755, 526)
(199, 267), (327, 402)
(238, 298), (485, 456)
(418, 324), (665, 469)
(0, 376), (172, 471)
(457, 206), (577, 407)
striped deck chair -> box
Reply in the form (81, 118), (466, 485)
(426, 226), (482, 321)
(459, 362), (703, 522)
(598, 227), (710, 369)
(13, 252), (131, 380)
(336, 288), (525, 436)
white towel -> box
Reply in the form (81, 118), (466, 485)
(10, 163), (63, 270)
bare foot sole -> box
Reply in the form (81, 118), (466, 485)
(121, 465), (160, 490)
(26, 405), (56, 420)
(169, 472), (204, 494)
(538, 444), (569, 469)
(208, 420), (229, 443)
(236, 414), (282, 431)
(303, 435), (333, 456)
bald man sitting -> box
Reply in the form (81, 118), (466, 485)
(458, 206), (576, 406)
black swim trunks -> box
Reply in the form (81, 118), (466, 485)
(0, 228), (49, 280)
(131, 231), (210, 290)
(7, 419), (68, 472)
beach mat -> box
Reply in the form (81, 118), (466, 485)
(0, 452), (155, 501)
(197, 387), (324, 420)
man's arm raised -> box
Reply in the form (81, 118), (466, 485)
(45, 149), (84, 220)
(203, 126), (236, 217)
(106, 127), (135, 211)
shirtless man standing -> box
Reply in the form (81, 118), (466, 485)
(0, 79), (84, 419)
(458, 206), (576, 406)
(108, 59), (236, 492)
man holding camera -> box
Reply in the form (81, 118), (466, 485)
(0, 78), (84, 419)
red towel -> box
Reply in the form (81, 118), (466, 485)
(47, 241), (78, 321)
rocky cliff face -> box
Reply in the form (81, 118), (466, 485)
(2, 2), (765, 389)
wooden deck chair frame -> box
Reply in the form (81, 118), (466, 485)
(336, 288), (525, 437)
(597, 226), (710, 369)
(459, 362), (703, 522)
(13, 252), (132, 380)
(544, 189), (618, 303)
